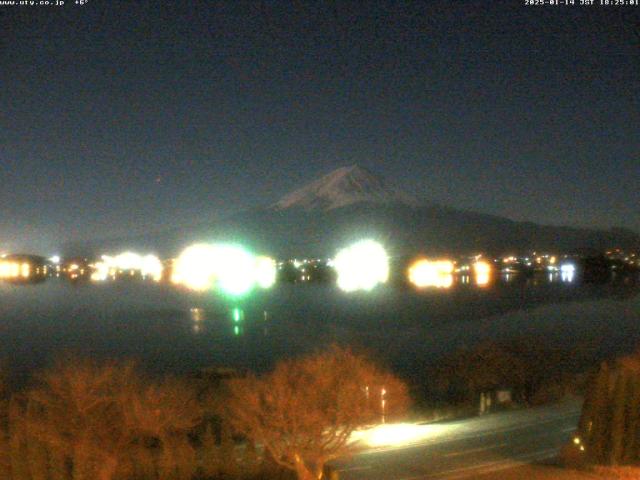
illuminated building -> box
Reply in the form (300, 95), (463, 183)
(172, 243), (278, 295)
(0, 254), (47, 283)
(334, 240), (389, 292)
(62, 258), (91, 282)
(89, 252), (164, 282)
(473, 260), (492, 286)
(408, 259), (454, 289)
(277, 258), (336, 284)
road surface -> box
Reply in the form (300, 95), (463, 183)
(333, 399), (582, 480)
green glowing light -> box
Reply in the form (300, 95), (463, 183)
(214, 244), (256, 296)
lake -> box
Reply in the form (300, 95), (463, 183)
(1, 274), (639, 386)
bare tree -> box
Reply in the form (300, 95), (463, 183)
(24, 358), (134, 480)
(22, 357), (202, 480)
(120, 376), (202, 480)
(224, 346), (410, 480)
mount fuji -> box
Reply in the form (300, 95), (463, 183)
(64, 166), (639, 258)
(272, 165), (415, 211)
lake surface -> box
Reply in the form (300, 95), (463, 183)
(1, 275), (639, 385)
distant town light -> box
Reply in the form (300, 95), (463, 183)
(0, 261), (18, 279)
(334, 240), (389, 292)
(140, 254), (163, 281)
(473, 260), (492, 286)
(408, 259), (453, 289)
(172, 244), (219, 291)
(172, 243), (268, 296)
(560, 262), (576, 283)
(91, 260), (110, 281)
(213, 245), (255, 296)
(560, 263), (575, 273)
(20, 263), (30, 278)
(90, 252), (163, 282)
(255, 256), (277, 289)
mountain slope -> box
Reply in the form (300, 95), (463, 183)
(215, 203), (639, 258)
(62, 166), (640, 258)
(272, 165), (415, 210)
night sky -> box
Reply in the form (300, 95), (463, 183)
(1, 0), (638, 253)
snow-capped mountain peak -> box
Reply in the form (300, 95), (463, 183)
(273, 165), (415, 211)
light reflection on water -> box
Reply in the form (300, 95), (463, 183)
(189, 307), (205, 333)
(0, 275), (638, 382)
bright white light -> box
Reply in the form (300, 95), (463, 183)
(112, 252), (141, 271)
(140, 254), (163, 281)
(473, 260), (492, 286)
(560, 263), (575, 283)
(560, 263), (575, 273)
(91, 260), (110, 281)
(351, 423), (458, 449)
(49, 255), (61, 264)
(255, 256), (277, 289)
(0, 261), (24, 280)
(21, 263), (30, 278)
(172, 243), (263, 295)
(212, 245), (256, 296)
(91, 252), (163, 282)
(408, 259), (453, 289)
(172, 244), (219, 291)
(334, 240), (389, 292)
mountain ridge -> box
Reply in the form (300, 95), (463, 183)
(61, 166), (639, 258)
(272, 165), (416, 211)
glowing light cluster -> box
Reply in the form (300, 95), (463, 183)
(172, 243), (277, 295)
(560, 263), (575, 273)
(408, 259), (454, 289)
(214, 245), (256, 296)
(0, 261), (30, 280)
(255, 256), (277, 289)
(334, 240), (389, 292)
(171, 244), (217, 291)
(91, 251), (163, 282)
(351, 422), (458, 449)
(560, 262), (576, 283)
(473, 260), (492, 286)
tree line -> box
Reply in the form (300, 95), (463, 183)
(429, 337), (594, 408)
(575, 352), (640, 467)
(0, 347), (409, 480)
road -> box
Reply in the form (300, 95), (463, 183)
(333, 399), (582, 480)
